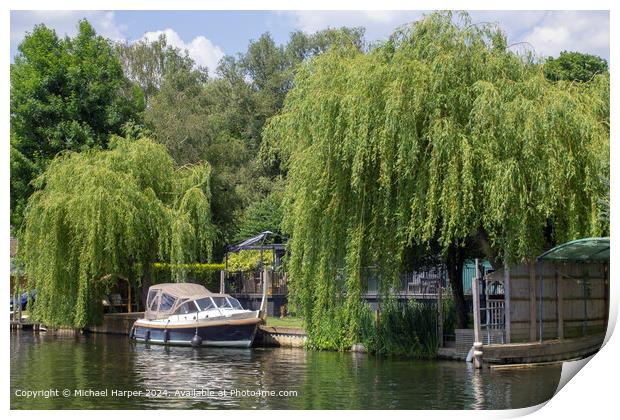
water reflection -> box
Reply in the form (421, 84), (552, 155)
(11, 332), (561, 409)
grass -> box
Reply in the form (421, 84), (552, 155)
(265, 316), (304, 329)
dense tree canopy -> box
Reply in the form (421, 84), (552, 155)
(264, 12), (609, 347)
(117, 34), (199, 104)
(20, 138), (215, 328)
(544, 50), (609, 83)
(11, 13), (609, 344)
(142, 28), (367, 256)
(234, 184), (285, 241)
(10, 20), (144, 226)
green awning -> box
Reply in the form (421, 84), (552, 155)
(537, 237), (610, 263)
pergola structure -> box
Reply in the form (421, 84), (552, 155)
(225, 231), (287, 272)
(221, 231), (288, 295)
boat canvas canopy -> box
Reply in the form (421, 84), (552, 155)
(145, 283), (214, 320)
(536, 237), (610, 263)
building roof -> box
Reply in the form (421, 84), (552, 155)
(537, 237), (610, 263)
(227, 231), (287, 253)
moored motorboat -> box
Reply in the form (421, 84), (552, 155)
(131, 283), (263, 348)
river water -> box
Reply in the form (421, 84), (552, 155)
(10, 331), (561, 409)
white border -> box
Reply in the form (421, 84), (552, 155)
(2, 1), (617, 419)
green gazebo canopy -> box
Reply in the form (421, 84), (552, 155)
(537, 237), (610, 263)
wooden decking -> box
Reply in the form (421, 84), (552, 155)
(483, 333), (605, 365)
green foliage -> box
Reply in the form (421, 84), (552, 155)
(143, 28), (367, 258)
(117, 33), (198, 104)
(153, 262), (224, 273)
(234, 186), (284, 241)
(359, 299), (438, 358)
(441, 289), (457, 336)
(20, 138), (215, 328)
(145, 60), (211, 166)
(264, 12), (609, 350)
(226, 250), (275, 272)
(10, 20), (144, 226)
(153, 262), (223, 292)
(544, 51), (608, 83)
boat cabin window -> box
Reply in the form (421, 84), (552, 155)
(159, 293), (176, 311)
(212, 296), (232, 309)
(195, 297), (215, 311)
(175, 300), (198, 315)
(149, 295), (160, 311)
(147, 290), (157, 307)
(227, 297), (243, 310)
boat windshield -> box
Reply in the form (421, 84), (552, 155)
(212, 296), (232, 309)
(175, 300), (198, 314)
(195, 297), (215, 311)
(227, 297), (244, 310)
(159, 293), (177, 311)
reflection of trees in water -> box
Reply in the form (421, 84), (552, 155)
(244, 347), (308, 409)
(11, 332), (138, 408)
(12, 333), (562, 409)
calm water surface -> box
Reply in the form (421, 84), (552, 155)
(10, 331), (561, 409)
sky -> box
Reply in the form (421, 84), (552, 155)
(9, 10), (611, 74)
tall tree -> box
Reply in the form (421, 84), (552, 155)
(544, 51), (608, 83)
(20, 138), (215, 328)
(264, 12), (609, 345)
(145, 61), (210, 165)
(10, 20), (143, 226)
(144, 27), (367, 257)
(116, 34), (198, 104)
(145, 57), (249, 256)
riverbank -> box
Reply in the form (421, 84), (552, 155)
(84, 313), (310, 348)
(18, 313), (605, 366)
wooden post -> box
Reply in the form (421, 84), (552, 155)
(504, 263), (511, 343)
(17, 289), (22, 322)
(604, 263), (609, 332)
(472, 259), (483, 368)
(539, 267), (544, 342)
(529, 261), (537, 342)
(484, 264), (490, 344)
(582, 268), (588, 336)
(259, 268), (270, 319)
(556, 267), (564, 340)
(220, 270), (226, 294)
(127, 281), (132, 313)
(437, 279), (443, 348)
(13, 291), (18, 322)
(472, 260), (481, 343)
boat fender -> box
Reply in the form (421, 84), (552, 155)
(164, 329), (169, 344)
(191, 334), (203, 347)
(145, 330), (150, 343)
(130, 326), (135, 339)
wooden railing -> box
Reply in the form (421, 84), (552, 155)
(225, 270), (288, 295)
(362, 268), (447, 297)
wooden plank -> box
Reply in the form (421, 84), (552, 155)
(529, 261), (537, 342)
(557, 267), (564, 339)
(504, 264), (511, 343)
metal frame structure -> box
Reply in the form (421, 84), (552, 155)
(535, 237), (610, 343)
(225, 231), (288, 272)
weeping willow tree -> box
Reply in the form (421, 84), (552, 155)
(20, 137), (215, 328)
(263, 12), (609, 349)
